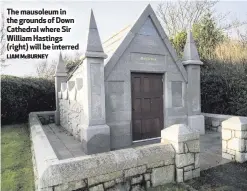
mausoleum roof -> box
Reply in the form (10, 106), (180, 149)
(102, 25), (132, 64)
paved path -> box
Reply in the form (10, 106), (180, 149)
(200, 131), (230, 170)
(42, 124), (85, 159)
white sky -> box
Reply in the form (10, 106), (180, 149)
(1, 1), (247, 77)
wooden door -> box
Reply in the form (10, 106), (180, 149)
(131, 73), (164, 141)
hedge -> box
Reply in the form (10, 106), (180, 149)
(201, 60), (247, 116)
(2, 75), (55, 125)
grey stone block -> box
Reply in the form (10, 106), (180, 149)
(151, 165), (175, 187)
(184, 170), (193, 181)
(131, 185), (145, 191)
(89, 184), (104, 191)
(124, 166), (146, 178)
(131, 175), (143, 185)
(104, 180), (115, 189)
(175, 153), (194, 168)
(176, 168), (183, 183)
(88, 171), (123, 186)
(186, 140), (200, 153)
(184, 165), (194, 172)
(144, 173), (150, 181)
(195, 153), (200, 169)
(81, 124), (110, 154)
(192, 168), (200, 178)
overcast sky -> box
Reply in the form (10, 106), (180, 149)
(1, 1), (247, 77)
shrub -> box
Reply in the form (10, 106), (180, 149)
(1, 75), (55, 125)
(201, 60), (247, 116)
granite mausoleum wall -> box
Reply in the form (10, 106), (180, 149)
(58, 78), (86, 141)
(222, 117), (247, 163)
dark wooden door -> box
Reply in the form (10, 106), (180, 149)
(131, 73), (164, 141)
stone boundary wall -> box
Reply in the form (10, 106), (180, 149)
(161, 124), (200, 183)
(203, 113), (233, 132)
(29, 112), (59, 191)
(30, 112), (200, 191)
(222, 117), (247, 163)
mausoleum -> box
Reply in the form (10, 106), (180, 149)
(55, 4), (205, 155)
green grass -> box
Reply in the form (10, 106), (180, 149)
(1, 124), (35, 191)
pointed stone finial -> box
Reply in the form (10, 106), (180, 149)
(55, 52), (67, 76)
(85, 10), (107, 58)
(182, 30), (203, 65)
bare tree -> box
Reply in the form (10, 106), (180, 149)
(36, 60), (56, 79)
(0, 9), (7, 68)
(156, 0), (218, 37)
(156, 0), (247, 38)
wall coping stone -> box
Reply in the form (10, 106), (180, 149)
(29, 114), (175, 190)
(161, 124), (199, 143)
(222, 117), (247, 131)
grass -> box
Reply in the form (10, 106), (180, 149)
(1, 124), (35, 191)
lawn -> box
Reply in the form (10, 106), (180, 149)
(1, 124), (35, 191)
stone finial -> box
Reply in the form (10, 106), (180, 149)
(55, 52), (67, 76)
(85, 10), (107, 58)
(182, 31), (203, 65)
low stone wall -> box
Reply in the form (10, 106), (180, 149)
(40, 144), (176, 191)
(29, 112), (59, 191)
(30, 112), (200, 191)
(203, 113), (233, 132)
(222, 117), (247, 163)
(161, 124), (200, 182)
(37, 111), (55, 125)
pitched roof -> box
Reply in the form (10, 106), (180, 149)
(68, 4), (188, 82)
(103, 24), (132, 64)
(104, 4), (188, 82)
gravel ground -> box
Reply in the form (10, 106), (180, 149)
(185, 162), (247, 191)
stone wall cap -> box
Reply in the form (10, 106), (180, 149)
(161, 124), (199, 142)
(222, 116), (247, 130)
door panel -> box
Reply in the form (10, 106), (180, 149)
(131, 73), (164, 141)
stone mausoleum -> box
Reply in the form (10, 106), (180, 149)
(54, 4), (205, 155)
